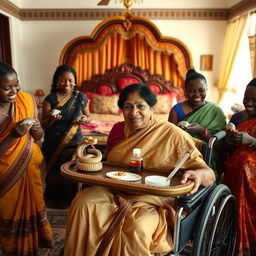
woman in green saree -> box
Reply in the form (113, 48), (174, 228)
(42, 65), (91, 208)
(168, 69), (226, 176)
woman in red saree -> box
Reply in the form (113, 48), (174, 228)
(223, 78), (256, 256)
(0, 62), (53, 255)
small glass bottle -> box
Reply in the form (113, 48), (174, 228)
(129, 148), (143, 175)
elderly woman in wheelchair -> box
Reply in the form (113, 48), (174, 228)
(63, 84), (236, 256)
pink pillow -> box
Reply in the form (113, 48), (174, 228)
(116, 77), (140, 91)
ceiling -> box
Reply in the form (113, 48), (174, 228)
(8, 0), (243, 10)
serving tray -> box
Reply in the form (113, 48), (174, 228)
(61, 161), (194, 197)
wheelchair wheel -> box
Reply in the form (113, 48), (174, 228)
(192, 184), (237, 256)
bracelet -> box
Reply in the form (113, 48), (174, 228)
(201, 128), (208, 138)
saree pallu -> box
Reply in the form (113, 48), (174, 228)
(42, 91), (88, 206)
(64, 120), (206, 256)
(0, 91), (52, 256)
(223, 118), (256, 256)
(182, 102), (226, 176)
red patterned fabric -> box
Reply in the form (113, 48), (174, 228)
(96, 85), (113, 95)
(223, 118), (256, 256)
(116, 77), (139, 91)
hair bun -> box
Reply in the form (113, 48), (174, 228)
(186, 69), (197, 78)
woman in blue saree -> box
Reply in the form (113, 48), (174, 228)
(42, 65), (91, 208)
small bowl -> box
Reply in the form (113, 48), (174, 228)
(145, 175), (170, 187)
(51, 109), (61, 115)
(21, 118), (34, 125)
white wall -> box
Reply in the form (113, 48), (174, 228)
(1, 10), (227, 103)
(154, 20), (227, 102)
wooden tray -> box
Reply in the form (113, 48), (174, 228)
(61, 161), (194, 197)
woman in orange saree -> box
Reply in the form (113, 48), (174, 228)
(223, 78), (256, 256)
(0, 62), (53, 255)
(64, 83), (216, 256)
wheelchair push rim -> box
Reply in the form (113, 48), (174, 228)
(191, 184), (237, 256)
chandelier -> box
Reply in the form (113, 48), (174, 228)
(115, 0), (143, 9)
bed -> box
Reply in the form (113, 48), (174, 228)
(79, 62), (184, 144)
(59, 7), (193, 144)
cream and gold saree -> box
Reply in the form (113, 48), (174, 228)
(64, 120), (206, 256)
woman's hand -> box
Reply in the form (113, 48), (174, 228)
(74, 115), (90, 125)
(233, 131), (255, 145)
(11, 121), (32, 138)
(30, 119), (44, 140)
(180, 167), (216, 195)
(184, 123), (204, 136)
(50, 114), (62, 122)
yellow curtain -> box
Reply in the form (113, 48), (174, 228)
(130, 36), (183, 87)
(248, 12), (256, 77)
(71, 32), (183, 88)
(218, 14), (248, 103)
(72, 33), (126, 86)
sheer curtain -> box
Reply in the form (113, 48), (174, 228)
(248, 12), (256, 77)
(217, 14), (248, 104)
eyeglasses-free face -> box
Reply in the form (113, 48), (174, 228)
(122, 92), (153, 133)
(0, 72), (20, 103)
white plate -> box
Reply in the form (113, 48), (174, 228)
(106, 171), (141, 182)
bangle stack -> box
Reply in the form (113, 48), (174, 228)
(202, 128), (208, 138)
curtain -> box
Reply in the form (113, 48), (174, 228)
(72, 33), (126, 86)
(217, 14), (248, 103)
(70, 32), (183, 88)
(131, 36), (183, 88)
(248, 12), (256, 77)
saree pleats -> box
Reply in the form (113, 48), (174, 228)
(0, 92), (52, 256)
(223, 118), (256, 256)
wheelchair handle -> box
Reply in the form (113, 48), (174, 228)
(208, 130), (226, 149)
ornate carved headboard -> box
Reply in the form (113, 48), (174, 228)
(80, 62), (183, 101)
(60, 11), (193, 91)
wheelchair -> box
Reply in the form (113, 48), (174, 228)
(59, 131), (237, 256)
(168, 131), (237, 256)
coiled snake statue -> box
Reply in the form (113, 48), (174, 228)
(76, 136), (103, 172)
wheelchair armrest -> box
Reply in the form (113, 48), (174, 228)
(178, 184), (216, 209)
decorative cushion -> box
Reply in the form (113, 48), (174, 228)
(91, 94), (120, 114)
(148, 84), (161, 94)
(84, 92), (95, 111)
(116, 77), (140, 91)
(154, 92), (178, 114)
(96, 85), (113, 95)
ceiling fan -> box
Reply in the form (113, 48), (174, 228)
(97, 0), (111, 5)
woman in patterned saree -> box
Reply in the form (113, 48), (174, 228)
(223, 78), (256, 256)
(63, 83), (215, 256)
(168, 69), (226, 177)
(0, 61), (53, 255)
(42, 65), (91, 209)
